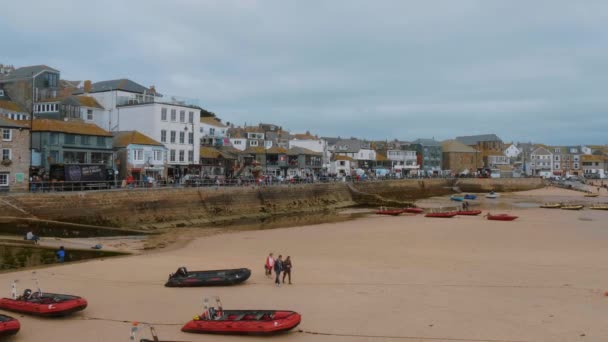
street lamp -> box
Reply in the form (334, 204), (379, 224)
(29, 70), (46, 182)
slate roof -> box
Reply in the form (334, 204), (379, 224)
(441, 140), (478, 153)
(0, 116), (29, 128)
(0, 100), (25, 113)
(455, 134), (502, 145)
(531, 146), (552, 156)
(31, 119), (112, 136)
(74, 79), (158, 95)
(287, 146), (321, 156)
(0, 65), (59, 81)
(333, 139), (369, 153)
(113, 131), (163, 148)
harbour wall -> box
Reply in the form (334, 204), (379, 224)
(0, 178), (544, 231)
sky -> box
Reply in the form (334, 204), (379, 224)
(1, 0), (607, 145)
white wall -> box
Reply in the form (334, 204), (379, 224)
(289, 138), (329, 169)
(229, 138), (247, 151)
(355, 149), (376, 161)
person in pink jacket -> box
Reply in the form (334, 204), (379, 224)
(265, 252), (275, 277)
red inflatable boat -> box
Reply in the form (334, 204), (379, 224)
(182, 297), (301, 335)
(403, 207), (424, 214)
(0, 314), (20, 337)
(425, 212), (457, 218)
(0, 292), (87, 317)
(375, 209), (403, 216)
(486, 213), (518, 221)
(456, 210), (482, 216)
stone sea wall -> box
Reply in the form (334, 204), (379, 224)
(0, 178), (544, 230)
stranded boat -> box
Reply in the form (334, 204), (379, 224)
(182, 297), (301, 335)
(464, 194), (477, 200)
(584, 193), (599, 198)
(485, 192), (499, 199)
(403, 207), (424, 214)
(375, 209), (404, 216)
(455, 210), (482, 216)
(425, 212), (457, 218)
(486, 213), (518, 221)
(0, 282), (87, 317)
(165, 267), (251, 287)
(561, 205), (584, 211)
(540, 203), (562, 209)
(590, 205), (608, 210)
(0, 314), (20, 337)
(450, 196), (464, 202)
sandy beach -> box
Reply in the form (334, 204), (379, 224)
(2, 187), (608, 342)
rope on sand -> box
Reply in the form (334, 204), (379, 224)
(75, 315), (183, 326)
(296, 329), (530, 342)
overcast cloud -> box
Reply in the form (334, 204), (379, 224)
(2, 0), (607, 144)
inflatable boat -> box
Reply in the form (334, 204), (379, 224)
(402, 207), (424, 214)
(375, 209), (404, 216)
(455, 210), (482, 216)
(464, 194), (477, 200)
(0, 314), (20, 337)
(425, 212), (457, 218)
(0, 292), (87, 317)
(486, 213), (518, 221)
(182, 297), (301, 335)
(165, 267), (251, 287)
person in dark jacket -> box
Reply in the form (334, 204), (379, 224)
(56, 246), (65, 263)
(274, 255), (284, 287)
(282, 256), (292, 284)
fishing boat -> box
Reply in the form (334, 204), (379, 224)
(166, 267), (251, 287)
(455, 210), (482, 216)
(182, 297), (301, 335)
(584, 193), (599, 198)
(486, 213), (518, 221)
(425, 212), (457, 218)
(0, 314), (19, 337)
(464, 194), (477, 200)
(590, 205), (608, 210)
(561, 205), (584, 211)
(485, 191), (499, 199)
(402, 207), (424, 214)
(540, 203), (562, 209)
(450, 196), (464, 202)
(375, 208), (404, 216)
(0, 283), (87, 317)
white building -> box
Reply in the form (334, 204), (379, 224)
(200, 116), (227, 146)
(530, 147), (554, 177)
(504, 144), (521, 158)
(386, 150), (419, 171)
(330, 155), (353, 176)
(289, 133), (330, 170)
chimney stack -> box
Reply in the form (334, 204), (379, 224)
(149, 85), (156, 94)
(84, 80), (92, 93)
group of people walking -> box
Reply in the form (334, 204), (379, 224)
(265, 253), (292, 286)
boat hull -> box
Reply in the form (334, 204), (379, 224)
(182, 310), (301, 335)
(0, 294), (87, 317)
(403, 208), (424, 214)
(425, 213), (457, 218)
(487, 214), (518, 221)
(561, 206), (584, 211)
(590, 206), (608, 211)
(450, 197), (464, 202)
(375, 210), (403, 216)
(456, 210), (482, 216)
(0, 314), (20, 337)
(464, 194), (477, 200)
(166, 268), (251, 287)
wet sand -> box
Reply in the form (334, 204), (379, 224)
(3, 188), (608, 341)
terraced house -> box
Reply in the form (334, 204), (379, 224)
(0, 117), (30, 191)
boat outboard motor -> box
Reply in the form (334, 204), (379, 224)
(176, 267), (188, 277)
(22, 289), (32, 300)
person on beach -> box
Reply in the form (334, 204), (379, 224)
(25, 231), (40, 244)
(274, 255), (284, 286)
(56, 246), (65, 263)
(265, 253), (275, 277)
(282, 256), (292, 284)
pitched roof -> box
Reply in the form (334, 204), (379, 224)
(200, 146), (222, 159)
(75, 79), (156, 95)
(413, 138), (441, 146)
(242, 146), (287, 154)
(441, 139), (478, 153)
(77, 96), (104, 109)
(0, 116), (29, 128)
(31, 119), (112, 136)
(334, 139), (369, 153)
(200, 116), (227, 128)
(0, 99), (25, 112)
(287, 146), (321, 156)
(292, 132), (317, 140)
(0, 65), (59, 81)
(455, 134), (502, 145)
(113, 131), (163, 148)
(531, 146), (552, 156)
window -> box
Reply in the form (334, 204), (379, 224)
(49, 133), (58, 145)
(161, 108), (168, 121)
(65, 134), (76, 144)
(133, 149), (144, 161)
(188, 111), (194, 123)
(0, 173), (8, 186)
(170, 109), (177, 122)
(97, 137), (105, 146)
(170, 131), (176, 143)
(188, 150), (193, 162)
(154, 150), (163, 161)
(188, 132), (193, 144)
(2, 148), (10, 160)
(180, 110), (185, 123)
(210, 128), (215, 136)
(179, 150), (185, 162)
(63, 151), (86, 163)
(170, 150), (176, 162)
(87, 109), (93, 120)
(233, 140), (242, 145)
(161, 130), (167, 143)
(91, 152), (112, 165)
(179, 132), (185, 144)
(250, 140), (259, 146)
(82, 136), (91, 145)
(2, 129), (11, 141)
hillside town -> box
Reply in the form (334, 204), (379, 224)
(1, 63), (607, 192)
